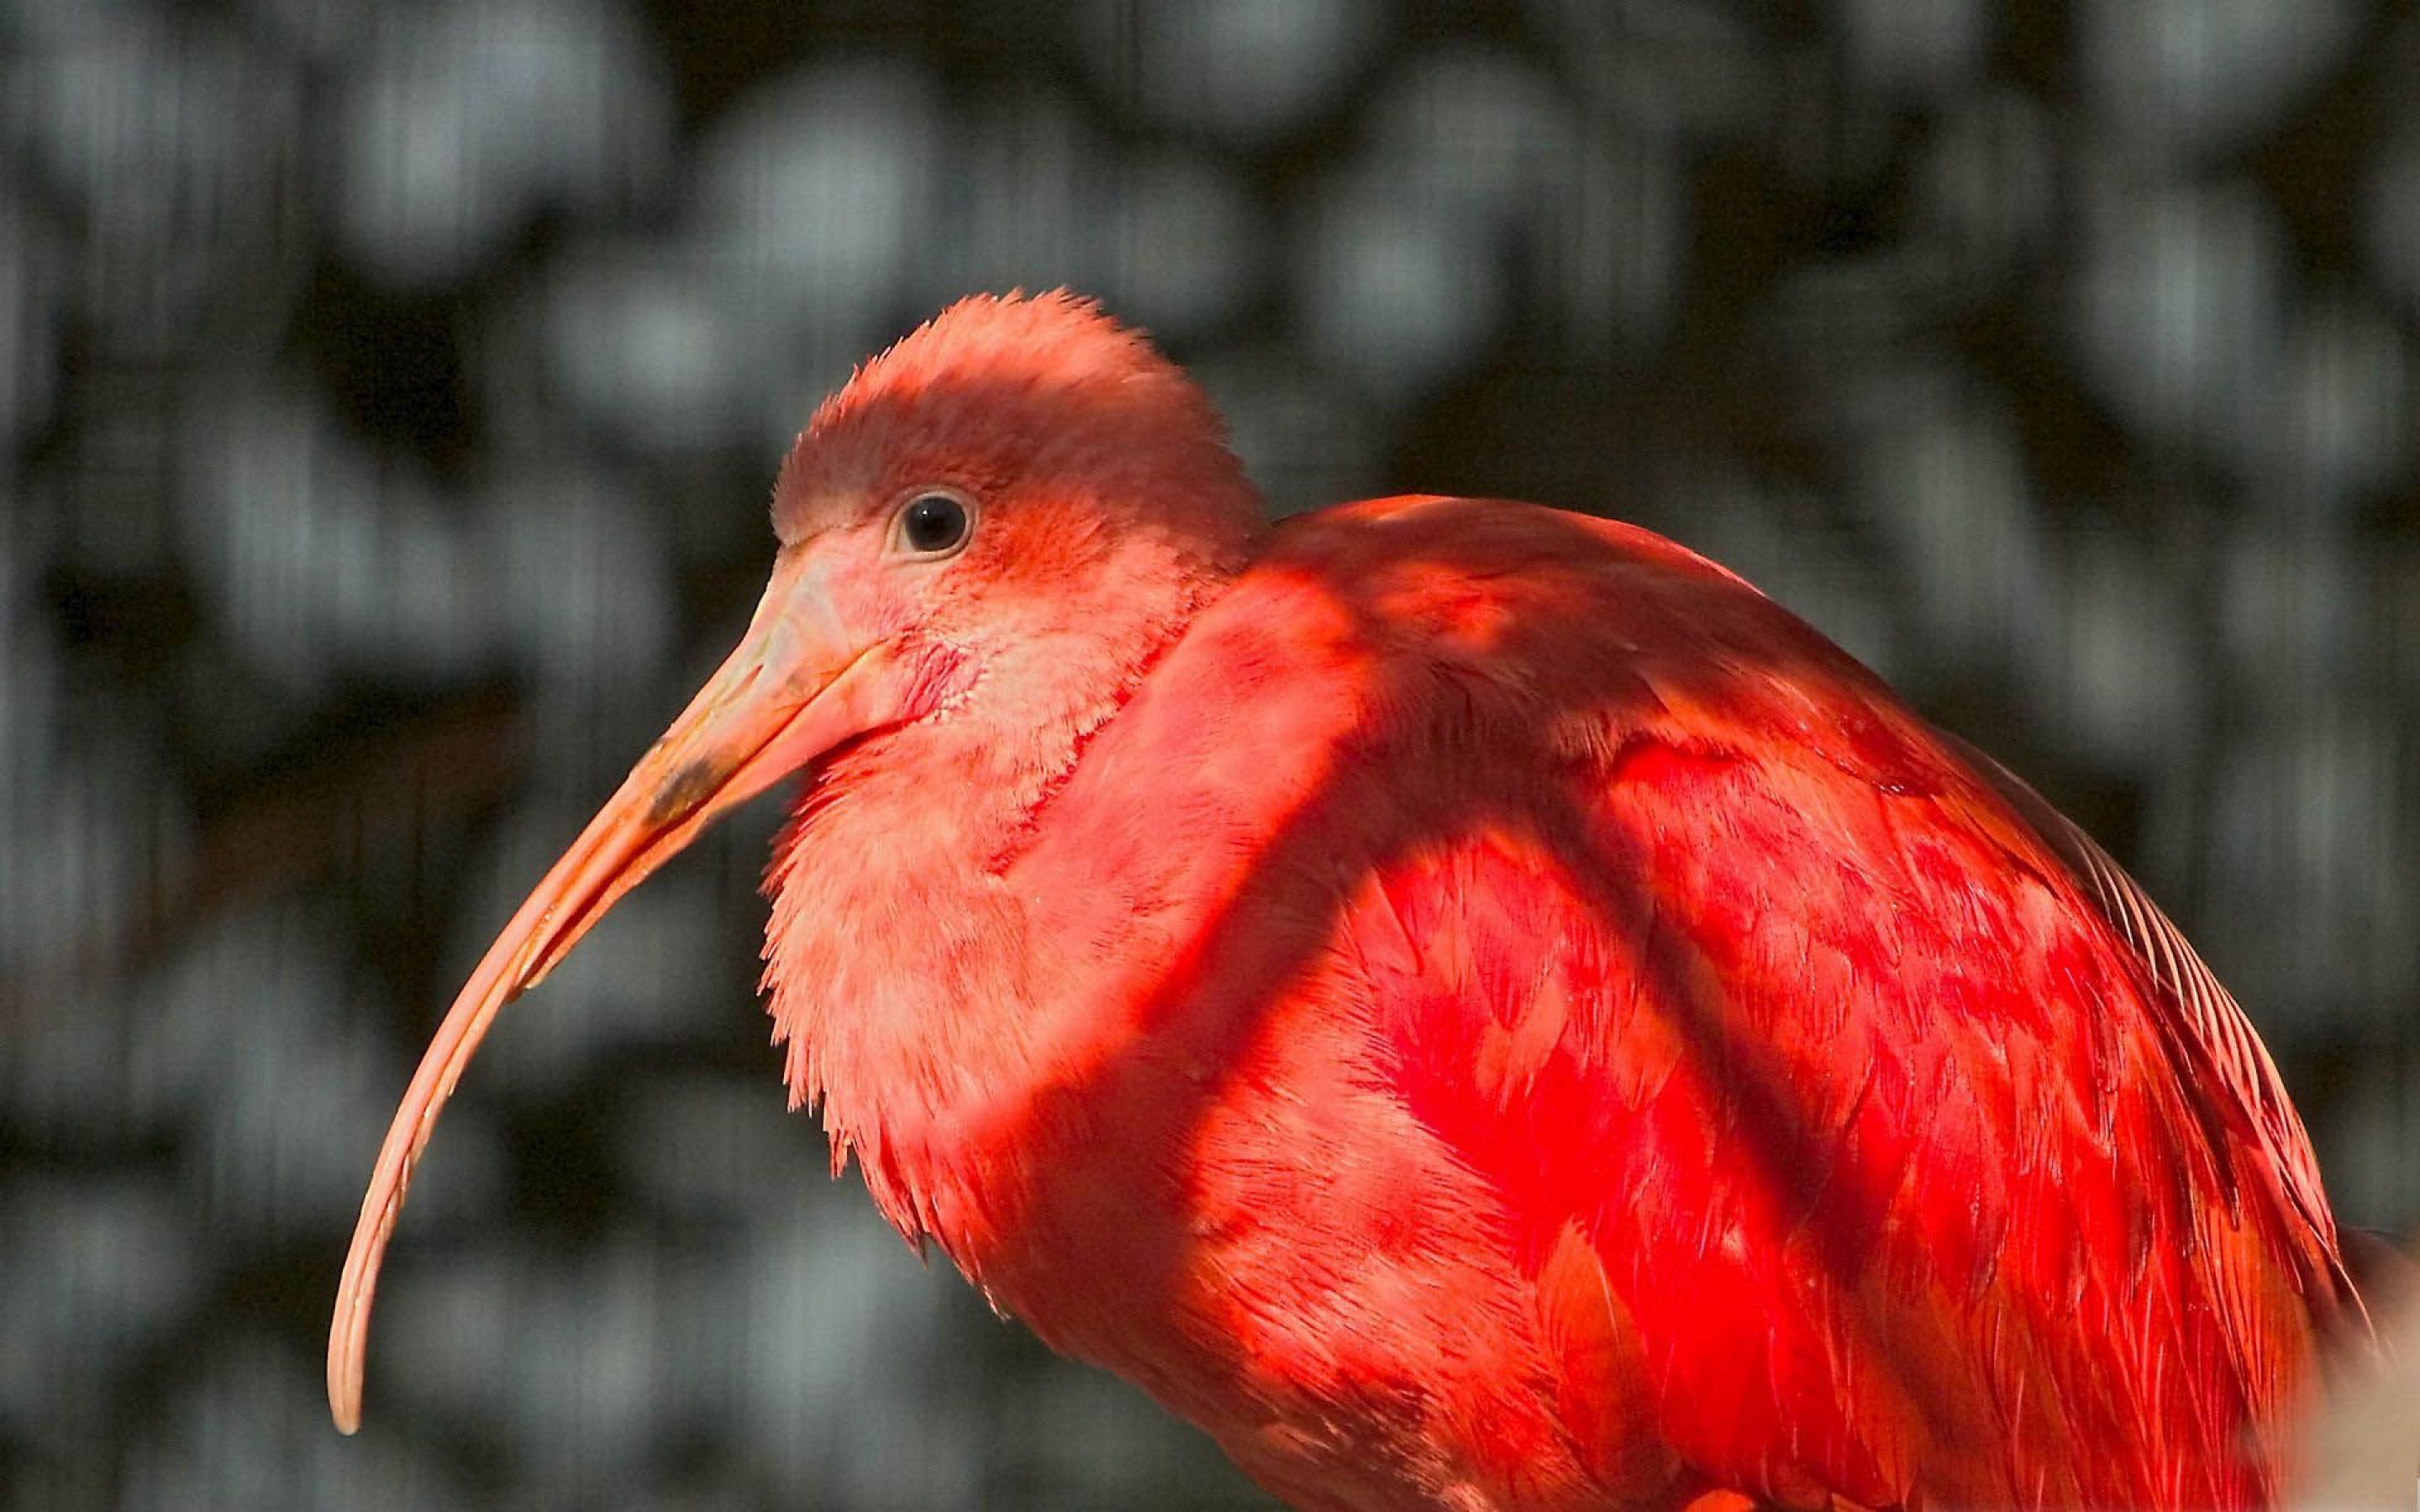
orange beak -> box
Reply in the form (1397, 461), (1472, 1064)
(328, 549), (897, 1433)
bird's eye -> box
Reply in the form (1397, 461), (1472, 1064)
(897, 493), (971, 556)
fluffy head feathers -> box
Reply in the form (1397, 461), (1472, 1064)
(775, 291), (1260, 564)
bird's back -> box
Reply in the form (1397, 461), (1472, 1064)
(994, 495), (2348, 1510)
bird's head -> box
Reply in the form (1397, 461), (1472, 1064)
(768, 289), (1263, 745)
(327, 291), (1263, 1432)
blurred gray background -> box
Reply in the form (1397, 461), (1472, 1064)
(3, 0), (2418, 1507)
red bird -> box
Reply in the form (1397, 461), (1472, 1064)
(332, 293), (2355, 1509)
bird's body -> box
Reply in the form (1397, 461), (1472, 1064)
(334, 294), (2353, 1510)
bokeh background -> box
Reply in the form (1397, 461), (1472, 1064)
(4, 0), (2418, 1507)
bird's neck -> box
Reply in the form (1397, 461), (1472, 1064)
(758, 559), (1243, 1282)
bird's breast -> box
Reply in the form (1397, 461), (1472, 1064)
(927, 973), (1644, 1512)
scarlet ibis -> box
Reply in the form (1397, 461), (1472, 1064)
(332, 291), (2356, 1509)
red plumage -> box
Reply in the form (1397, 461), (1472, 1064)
(334, 293), (2354, 1510)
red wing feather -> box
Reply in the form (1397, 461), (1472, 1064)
(1939, 730), (2347, 1300)
(1310, 498), (2347, 1509)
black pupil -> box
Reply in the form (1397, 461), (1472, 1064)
(902, 495), (967, 553)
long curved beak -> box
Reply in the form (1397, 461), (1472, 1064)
(329, 551), (893, 1433)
